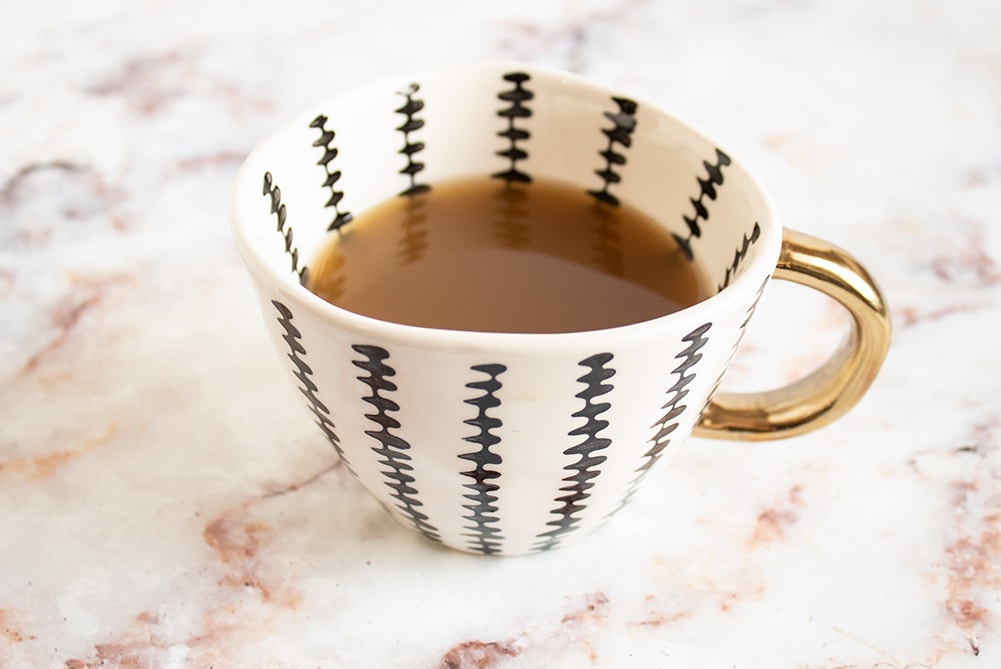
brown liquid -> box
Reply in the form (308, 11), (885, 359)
(307, 176), (708, 333)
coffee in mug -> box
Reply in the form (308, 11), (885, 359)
(306, 175), (709, 333)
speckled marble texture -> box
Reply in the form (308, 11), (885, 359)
(2, 1), (999, 667)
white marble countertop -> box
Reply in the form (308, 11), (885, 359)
(2, 1), (1000, 667)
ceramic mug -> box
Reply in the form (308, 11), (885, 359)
(230, 61), (890, 556)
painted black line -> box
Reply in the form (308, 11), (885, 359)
(672, 148), (732, 260)
(459, 363), (507, 555)
(352, 344), (441, 543)
(492, 72), (533, 184)
(535, 353), (615, 551)
(309, 115), (354, 233)
(262, 171), (308, 286)
(395, 83), (431, 197)
(587, 97), (638, 207)
(271, 300), (350, 471)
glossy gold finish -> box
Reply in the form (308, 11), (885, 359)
(695, 228), (891, 440)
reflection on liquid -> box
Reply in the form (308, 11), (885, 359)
(397, 192), (429, 265)
(590, 203), (624, 278)
(493, 182), (530, 250)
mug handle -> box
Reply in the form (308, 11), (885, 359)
(694, 228), (891, 440)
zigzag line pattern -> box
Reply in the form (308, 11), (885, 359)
(309, 115), (354, 232)
(611, 322), (712, 515)
(672, 148), (732, 260)
(271, 300), (351, 471)
(587, 96), (638, 207)
(718, 222), (762, 292)
(702, 276), (769, 413)
(491, 72), (533, 184)
(262, 172), (308, 286)
(395, 83), (431, 197)
(458, 363), (507, 555)
(535, 353), (615, 552)
(352, 344), (440, 543)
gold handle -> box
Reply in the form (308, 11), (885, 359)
(694, 228), (891, 440)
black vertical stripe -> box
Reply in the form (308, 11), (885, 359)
(718, 222), (762, 292)
(309, 115), (354, 233)
(459, 363), (507, 555)
(272, 300), (349, 471)
(492, 72), (533, 184)
(395, 83), (431, 197)
(352, 344), (440, 542)
(612, 322), (712, 514)
(702, 277), (769, 413)
(672, 148), (732, 260)
(535, 353), (615, 551)
(262, 172), (308, 286)
(587, 97), (638, 207)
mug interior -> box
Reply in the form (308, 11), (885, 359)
(230, 61), (780, 327)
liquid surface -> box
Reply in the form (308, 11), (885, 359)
(307, 177), (708, 333)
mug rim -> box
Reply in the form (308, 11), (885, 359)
(229, 60), (782, 353)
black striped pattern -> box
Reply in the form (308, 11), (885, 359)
(587, 97), (638, 207)
(535, 353), (616, 552)
(309, 115), (354, 233)
(459, 364), (507, 555)
(395, 83), (430, 197)
(672, 148), (732, 260)
(352, 344), (441, 543)
(703, 277), (768, 412)
(262, 172), (308, 286)
(718, 222), (762, 292)
(613, 322), (712, 514)
(492, 72), (533, 184)
(289, 332), (720, 552)
(272, 300), (349, 470)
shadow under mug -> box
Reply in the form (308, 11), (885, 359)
(230, 61), (890, 556)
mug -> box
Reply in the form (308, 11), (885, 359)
(229, 61), (890, 556)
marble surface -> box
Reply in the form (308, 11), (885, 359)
(2, 0), (1000, 667)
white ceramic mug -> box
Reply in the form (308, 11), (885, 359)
(230, 62), (890, 556)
